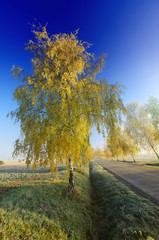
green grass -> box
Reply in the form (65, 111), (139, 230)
(0, 168), (93, 240)
(0, 166), (50, 186)
(2, 162), (159, 240)
(90, 161), (159, 240)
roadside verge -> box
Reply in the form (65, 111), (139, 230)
(90, 161), (159, 240)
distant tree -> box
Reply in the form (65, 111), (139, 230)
(107, 126), (139, 161)
(119, 130), (140, 161)
(9, 25), (125, 192)
(125, 102), (159, 160)
(145, 97), (159, 140)
(103, 146), (112, 159)
(93, 147), (105, 158)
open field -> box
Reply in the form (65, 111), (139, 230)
(0, 161), (51, 193)
(0, 160), (27, 167)
(0, 164), (93, 240)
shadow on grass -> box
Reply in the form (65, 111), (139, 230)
(0, 185), (18, 194)
(114, 159), (135, 163)
(146, 163), (159, 167)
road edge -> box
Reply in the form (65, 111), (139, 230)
(97, 162), (159, 206)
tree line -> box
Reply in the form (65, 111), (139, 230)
(94, 97), (159, 161)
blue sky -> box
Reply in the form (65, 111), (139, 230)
(0, 0), (159, 160)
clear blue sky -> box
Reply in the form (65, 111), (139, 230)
(0, 0), (159, 160)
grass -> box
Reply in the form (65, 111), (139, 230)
(0, 167), (93, 240)
(90, 161), (159, 240)
(0, 165), (53, 186)
(2, 161), (159, 239)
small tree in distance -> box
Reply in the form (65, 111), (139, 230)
(9, 25), (125, 192)
(93, 147), (105, 158)
(103, 145), (112, 159)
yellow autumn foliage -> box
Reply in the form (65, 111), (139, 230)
(9, 25), (125, 173)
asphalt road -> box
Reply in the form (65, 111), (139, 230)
(95, 158), (159, 204)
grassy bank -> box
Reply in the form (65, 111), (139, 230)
(0, 168), (93, 240)
(90, 162), (159, 240)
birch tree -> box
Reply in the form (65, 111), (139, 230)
(103, 146), (112, 159)
(93, 147), (105, 158)
(107, 125), (140, 161)
(145, 97), (159, 141)
(9, 25), (125, 192)
(125, 102), (159, 160)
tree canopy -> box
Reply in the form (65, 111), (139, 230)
(107, 125), (139, 161)
(9, 25), (125, 175)
(125, 102), (159, 159)
(145, 97), (159, 141)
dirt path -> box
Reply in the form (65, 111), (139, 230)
(95, 158), (159, 204)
